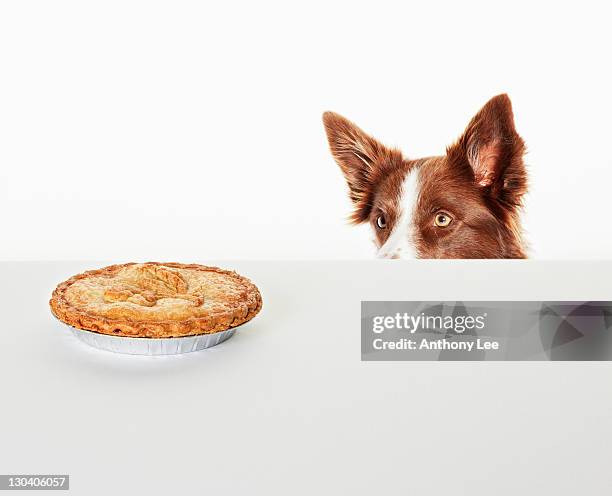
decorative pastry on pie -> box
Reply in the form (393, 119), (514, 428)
(50, 262), (262, 338)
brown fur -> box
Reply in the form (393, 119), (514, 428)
(323, 94), (528, 259)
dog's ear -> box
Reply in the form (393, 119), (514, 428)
(323, 112), (400, 223)
(447, 94), (527, 204)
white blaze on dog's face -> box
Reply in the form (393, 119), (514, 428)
(323, 94), (529, 259)
(375, 168), (420, 259)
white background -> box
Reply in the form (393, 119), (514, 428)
(1, 0), (611, 260)
(2, 3), (612, 493)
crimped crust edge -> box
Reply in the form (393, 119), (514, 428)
(49, 262), (263, 338)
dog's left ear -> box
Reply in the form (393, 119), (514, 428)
(447, 94), (527, 203)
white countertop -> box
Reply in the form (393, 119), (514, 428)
(1, 261), (611, 495)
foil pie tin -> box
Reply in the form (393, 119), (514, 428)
(63, 324), (236, 355)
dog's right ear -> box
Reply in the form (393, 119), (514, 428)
(322, 112), (400, 223)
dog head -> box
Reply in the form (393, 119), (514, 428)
(323, 94), (527, 259)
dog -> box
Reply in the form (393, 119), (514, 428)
(323, 94), (528, 259)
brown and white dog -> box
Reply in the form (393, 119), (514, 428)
(323, 94), (528, 259)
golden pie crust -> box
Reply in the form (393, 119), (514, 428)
(50, 262), (262, 338)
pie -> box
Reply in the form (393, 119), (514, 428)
(50, 262), (262, 338)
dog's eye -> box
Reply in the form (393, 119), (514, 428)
(434, 212), (452, 227)
(376, 215), (387, 229)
